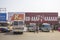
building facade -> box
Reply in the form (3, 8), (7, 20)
(25, 12), (58, 25)
(0, 8), (8, 26)
(58, 16), (60, 24)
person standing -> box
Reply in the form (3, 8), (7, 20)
(51, 25), (54, 32)
(36, 26), (39, 33)
(33, 26), (36, 33)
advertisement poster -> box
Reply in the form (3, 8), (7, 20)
(8, 12), (25, 22)
(0, 13), (6, 21)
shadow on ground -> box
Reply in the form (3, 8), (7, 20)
(4, 32), (23, 35)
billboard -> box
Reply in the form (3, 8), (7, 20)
(8, 12), (25, 22)
(0, 13), (6, 21)
(11, 14), (24, 21)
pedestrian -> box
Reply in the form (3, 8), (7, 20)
(36, 26), (39, 33)
(33, 26), (36, 33)
(51, 25), (54, 32)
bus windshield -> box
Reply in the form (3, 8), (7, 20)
(13, 21), (18, 25)
(19, 21), (24, 25)
(13, 21), (24, 25)
(42, 25), (51, 28)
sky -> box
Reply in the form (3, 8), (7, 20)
(0, 0), (60, 16)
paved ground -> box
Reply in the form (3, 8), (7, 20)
(0, 31), (60, 40)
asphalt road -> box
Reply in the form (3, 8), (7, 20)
(0, 31), (60, 40)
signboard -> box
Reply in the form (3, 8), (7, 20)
(11, 14), (24, 20)
(0, 13), (6, 21)
(8, 12), (25, 22)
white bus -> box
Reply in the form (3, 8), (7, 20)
(12, 20), (24, 34)
(40, 23), (51, 32)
